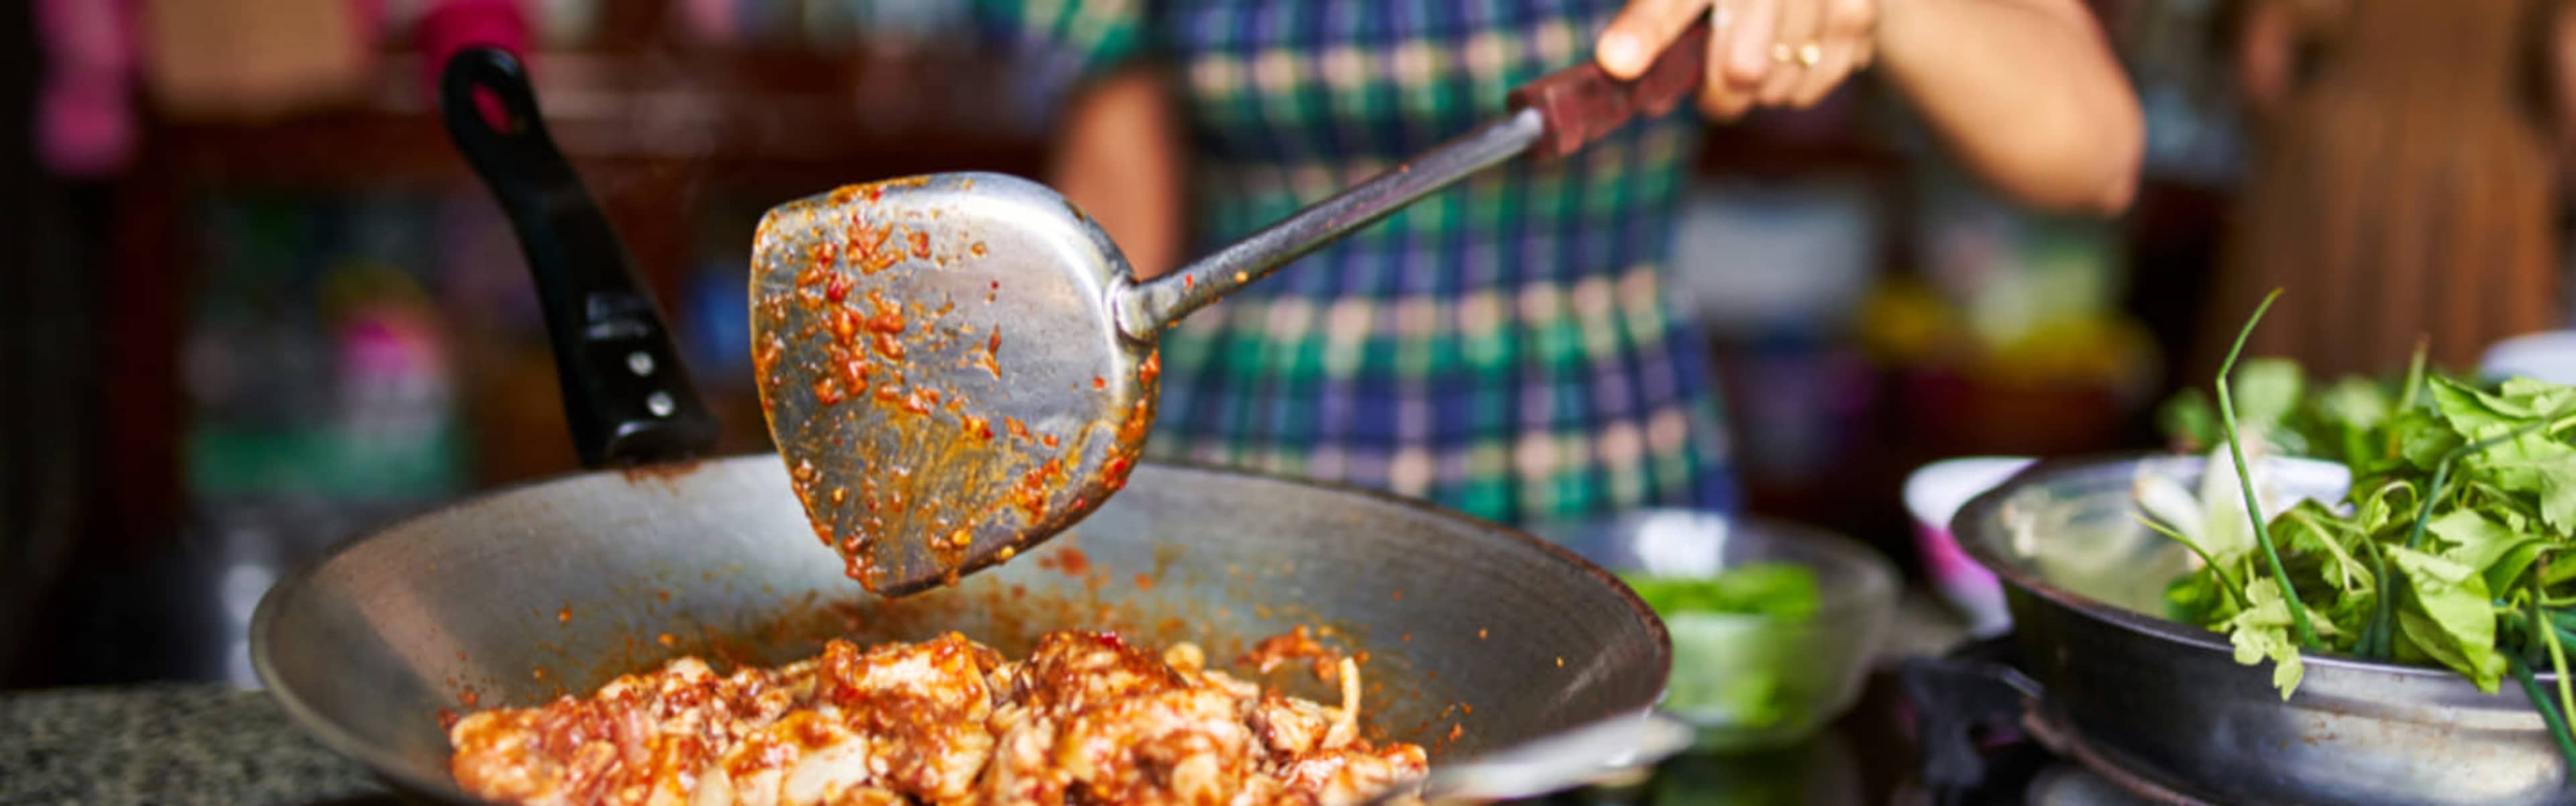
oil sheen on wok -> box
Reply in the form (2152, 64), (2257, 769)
(447, 630), (1430, 806)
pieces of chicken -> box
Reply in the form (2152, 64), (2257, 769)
(449, 631), (1426, 806)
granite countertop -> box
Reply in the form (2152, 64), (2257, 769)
(1, 684), (390, 806)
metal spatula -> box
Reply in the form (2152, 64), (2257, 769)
(753, 24), (1711, 596)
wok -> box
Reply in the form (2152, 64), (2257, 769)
(1952, 454), (2568, 805)
(249, 46), (1673, 804)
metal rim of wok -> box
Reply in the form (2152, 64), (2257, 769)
(1951, 451), (2560, 684)
(250, 454), (1675, 804)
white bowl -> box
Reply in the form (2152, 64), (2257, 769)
(1902, 457), (2035, 636)
(2481, 330), (2576, 385)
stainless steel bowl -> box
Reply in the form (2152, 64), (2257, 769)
(1955, 454), (2571, 805)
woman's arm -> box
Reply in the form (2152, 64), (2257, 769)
(1599, 0), (2144, 215)
(1874, 0), (2143, 214)
(1050, 66), (1188, 279)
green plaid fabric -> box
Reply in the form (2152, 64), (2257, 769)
(975, 0), (1737, 528)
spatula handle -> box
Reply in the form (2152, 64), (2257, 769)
(1507, 20), (1713, 160)
(1114, 23), (1711, 339)
(1114, 108), (1542, 340)
(440, 48), (720, 468)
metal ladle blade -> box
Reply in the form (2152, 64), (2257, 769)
(753, 23), (1713, 595)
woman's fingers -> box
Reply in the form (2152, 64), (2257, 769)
(1597, 0), (1713, 79)
(1699, 0), (1758, 119)
(1607, 0), (1877, 121)
(1789, 0), (1875, 105)
(1720, 0), (1783, 88)
(1788, 40), (1854, 107)
(1758, 0), (1822, 105)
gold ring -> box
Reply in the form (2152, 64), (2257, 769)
(1772, 41), (1824, 66)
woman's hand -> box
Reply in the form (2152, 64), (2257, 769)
(1595, 0), (1880, 118)
(1596, 0), (2142, 215)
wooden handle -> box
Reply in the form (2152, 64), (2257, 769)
(1507, 21), (1712, 159)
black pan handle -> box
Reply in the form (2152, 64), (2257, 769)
(439, 48), (719, 468)
(1900, 636), (2042, 805)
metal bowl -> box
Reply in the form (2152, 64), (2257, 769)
(1954, 454), (2570, 805)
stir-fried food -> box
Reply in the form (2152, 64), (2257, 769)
(448, 631), (1427, 806)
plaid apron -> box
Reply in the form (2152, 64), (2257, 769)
(976, 0), (1738, 528)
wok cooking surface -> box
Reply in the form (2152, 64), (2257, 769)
(252, 456), (1670, 803)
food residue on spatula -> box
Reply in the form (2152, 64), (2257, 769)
(750, 179), (1155, 595)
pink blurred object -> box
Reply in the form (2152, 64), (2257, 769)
(678, 0), (740, 45)
(415, 0), (529, 119)
(1903, 456), (2034, 637)
(34, 0), (138, 176)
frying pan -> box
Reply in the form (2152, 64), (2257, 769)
(250, 47), (1672, 804)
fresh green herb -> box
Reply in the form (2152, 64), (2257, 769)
(2214, 291), (2320, 650)
(2143, 293), (2576, 767)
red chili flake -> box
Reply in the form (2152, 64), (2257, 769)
(828, 307), (860, 342)
(864, 291), (905, 334)
(907, 230), (931, 259)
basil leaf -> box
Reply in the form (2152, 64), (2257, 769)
(2389, 546), (2508, 693)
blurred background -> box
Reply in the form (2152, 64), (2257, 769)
(0, 0), (2520, 689)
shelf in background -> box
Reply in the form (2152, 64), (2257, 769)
(153, 48), (1049, 188)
